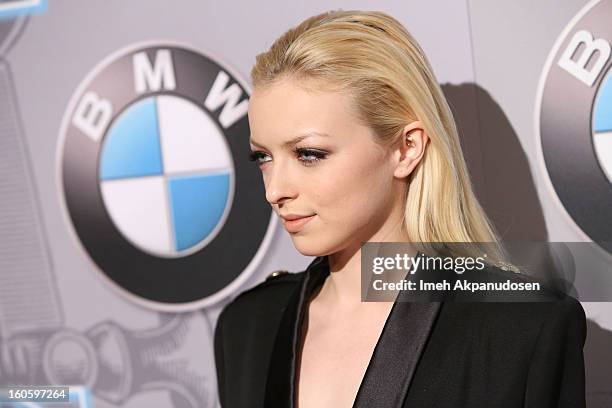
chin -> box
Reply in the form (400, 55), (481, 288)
(290, 237), (332, 258)
(290, 232), (349, 258)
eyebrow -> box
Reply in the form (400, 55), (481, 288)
(249, 132), (332, 149)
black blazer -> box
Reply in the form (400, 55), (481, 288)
(214, 254), (587, 408)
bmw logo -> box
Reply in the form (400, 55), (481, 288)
(57, 42), (276, 311)
(536, 0), (612, 254)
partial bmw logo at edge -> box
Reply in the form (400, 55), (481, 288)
(536, 0), (612, 255)
(57, 42), (276, 311)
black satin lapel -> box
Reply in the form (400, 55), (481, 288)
(264, 256), (329, 408)
(353, 300), (442, 408)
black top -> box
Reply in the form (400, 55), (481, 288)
(214, 253), (586, 408)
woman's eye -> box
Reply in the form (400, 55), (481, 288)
(295, 148), (328, 165)
(248, 151), (270, 165)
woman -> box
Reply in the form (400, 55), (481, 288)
(214, 9), (586, 408)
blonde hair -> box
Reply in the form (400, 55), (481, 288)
(251, 10), (510, 266)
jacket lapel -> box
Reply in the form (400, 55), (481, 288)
(263, 253), (442, 408)
(352, 299), (441, 408)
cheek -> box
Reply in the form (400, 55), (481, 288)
(316, 157), (393, 220)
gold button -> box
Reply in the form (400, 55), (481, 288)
(267, 270), (289, 280)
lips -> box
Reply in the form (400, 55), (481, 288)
(282, 214), (315, 233)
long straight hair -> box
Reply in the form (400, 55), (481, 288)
(251, 10), (509, 265)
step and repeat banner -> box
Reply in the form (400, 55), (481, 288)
(0, 0), (610, 407)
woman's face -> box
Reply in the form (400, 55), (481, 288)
(248, 77), (409, 256)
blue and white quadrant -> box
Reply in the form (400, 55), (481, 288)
(98, 95), (233, 258)
(593, 69), (612, 185)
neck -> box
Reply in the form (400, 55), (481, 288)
(319, 216), (414, 310)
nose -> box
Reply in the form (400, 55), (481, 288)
(264, 160), (297, 205)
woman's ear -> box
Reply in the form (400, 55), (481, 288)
(393, 121), (429, 179)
